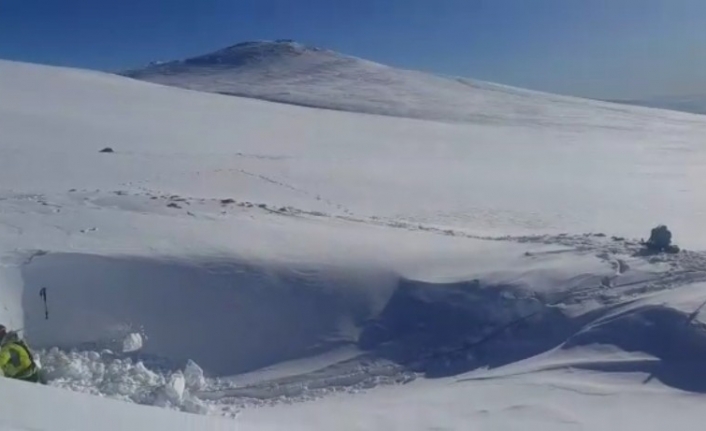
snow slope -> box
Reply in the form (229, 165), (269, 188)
(3, 56), (706, 429)
(7, 57), (706, 246)
(613, 95), (706, 116)
(123, 40), (705, 126)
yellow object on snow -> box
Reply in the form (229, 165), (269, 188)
(0, 340), (37, 380)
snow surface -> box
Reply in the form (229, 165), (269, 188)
(2, 52), (706, 430)
(614, 95), (706, 116)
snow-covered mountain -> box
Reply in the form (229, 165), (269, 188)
(613, 95), (706, 115)
(3, 55), (706, 430)
(123, 40), (699, 125)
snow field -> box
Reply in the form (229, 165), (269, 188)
(2, 48), (706, 429)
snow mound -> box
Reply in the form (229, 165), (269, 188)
(122, 40), (700, 126)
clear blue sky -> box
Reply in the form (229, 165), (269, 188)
(1, 0), (705, 99)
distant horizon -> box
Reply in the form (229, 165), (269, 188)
(10, 37), (705, 103)
(2, 0), (705, 101)
(118, 38), (706, 102)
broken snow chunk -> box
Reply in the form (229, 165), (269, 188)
(122, 333), (143, 353)
(184, 360), (206, 390)
(164, 372), (186, 403)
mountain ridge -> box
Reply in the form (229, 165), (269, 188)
(122, 40), (700, 125)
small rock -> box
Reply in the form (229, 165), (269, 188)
(258, 203), (267, 209)
(99, 147), (114, 153)
(665, 245), (681, 254)
(167, 203), (182, 209)
(220, 198), (236, 205)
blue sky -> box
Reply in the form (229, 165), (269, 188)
(1, 0), (704, 99)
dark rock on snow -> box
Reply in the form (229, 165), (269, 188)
(645, 225), (680, 254)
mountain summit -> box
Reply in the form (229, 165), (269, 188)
(123, 40), (675, 125)
(139, 40), (330, 68)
